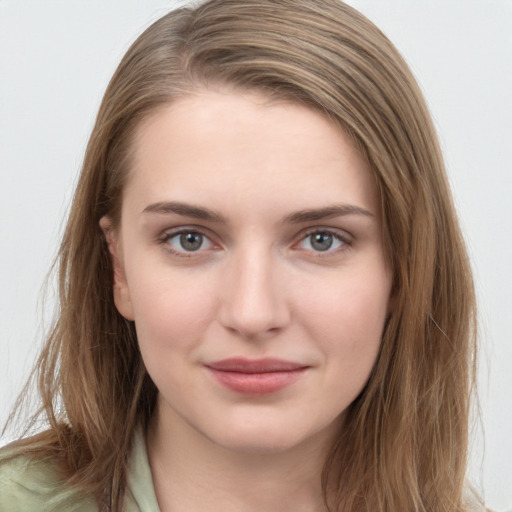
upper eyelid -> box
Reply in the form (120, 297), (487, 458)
(157, 225), (353, 248)
(297, 226), (353, 242)
(160, 225), (215, 239)
(158, 226), (217, 247)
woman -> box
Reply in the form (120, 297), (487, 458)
(0, 0), (481, 510)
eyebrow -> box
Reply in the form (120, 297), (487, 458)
(142, 201), (374, 224)
(283, 204), (374, 223)
(142, 201), (227, 223)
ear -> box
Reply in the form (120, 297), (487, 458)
(99, 216), (135, 321)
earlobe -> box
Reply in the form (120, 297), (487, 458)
(99, 216), (135, 321)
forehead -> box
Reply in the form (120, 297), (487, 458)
(124, 89), (377, 219)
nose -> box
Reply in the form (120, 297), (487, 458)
(219, 248), (291, 340)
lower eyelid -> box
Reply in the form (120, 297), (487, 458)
(157, 228), (352, 256)
(158, 228), (219, 255)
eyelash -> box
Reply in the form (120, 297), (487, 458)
(158, 228), (217, 258)
(158, 227), (352, 258)
(294, 228), (352, 255)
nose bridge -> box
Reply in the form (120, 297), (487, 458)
(220, 241), (289, 338)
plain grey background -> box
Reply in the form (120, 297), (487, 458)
(1, 1), (511, 509)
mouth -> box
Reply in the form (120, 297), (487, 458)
(205, 358), (309, 396)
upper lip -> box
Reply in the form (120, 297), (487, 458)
(205, 358), (308, 373)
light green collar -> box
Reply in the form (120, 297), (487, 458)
(125, 427), (162, 512)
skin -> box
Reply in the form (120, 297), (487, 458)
(101, 89), (392, 512)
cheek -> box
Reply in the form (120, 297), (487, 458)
(129, 269), (221, 401)
(301, 266), (390, 379)
(128, 267), (218, 353)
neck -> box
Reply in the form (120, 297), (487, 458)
(146, 406), (333, 512)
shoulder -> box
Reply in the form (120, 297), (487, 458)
(0, 446), (96, 512)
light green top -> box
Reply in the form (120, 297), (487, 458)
(0, 429), (161, 512)
(1, 430), (487, 511)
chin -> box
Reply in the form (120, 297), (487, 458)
(212, 431), (308, 455)
(203, 415), (339, 456)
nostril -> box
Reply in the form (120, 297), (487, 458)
(219, 296), (290, 339)
(218, 253), (291, 338)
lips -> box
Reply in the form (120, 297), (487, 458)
(207, 358), (307, 373)
(205, 358), (308, 395)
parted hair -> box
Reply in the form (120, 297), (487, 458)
(5, 1), (477, 510)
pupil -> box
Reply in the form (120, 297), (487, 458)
(311, 232), (333, 251)
(180, 232), (202, 251)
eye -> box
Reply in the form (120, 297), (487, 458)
(163, 230), (215, 254)
(297, 230), (347, 252)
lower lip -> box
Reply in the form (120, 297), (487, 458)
(207, 368), (306, 396)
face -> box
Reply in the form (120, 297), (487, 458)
(102, 90), (392, 454)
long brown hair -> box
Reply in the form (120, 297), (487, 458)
(4, 1), (477, 510)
